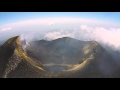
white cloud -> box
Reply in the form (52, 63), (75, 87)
(1, 27), (12, 31)
(79, 25), (120, 48)
(42, 24), (120, 50)
(80, 25), (88, 30)
(48, 22), (54, 26)
(0, 18), (120, 50)
(1, 18), (118, 28)
(43, 30), (75, 40)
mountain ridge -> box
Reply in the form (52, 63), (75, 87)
(0, 36), (120, 78)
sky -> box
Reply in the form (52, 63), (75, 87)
(0, 12), (120, 25)
(0, 12), (120, 50)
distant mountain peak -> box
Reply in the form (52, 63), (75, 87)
(55, 37), (76, 40)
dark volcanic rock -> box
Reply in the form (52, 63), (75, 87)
(0, 36), (120, 78)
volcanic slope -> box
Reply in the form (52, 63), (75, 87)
(0, 36), (120, 78)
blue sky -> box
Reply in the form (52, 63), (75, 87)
(0, 12), (120, 49)
(0, 12), (120, 25)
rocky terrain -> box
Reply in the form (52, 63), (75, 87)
(0, 36), (120, 78)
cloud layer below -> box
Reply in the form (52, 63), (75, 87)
(0, 18), (120, 50)
(2, 27), (12, 31)
(43, 24), (120, 49)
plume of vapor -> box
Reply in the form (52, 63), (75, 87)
(19, 33), (37, 52)
(20, 33), (37, 42)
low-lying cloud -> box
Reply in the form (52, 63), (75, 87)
(1, 27), (12, 31)
(80, 25), (120, 49)
(43, 25), (120, 50)
(0, 18), (120, 51)
(43, 29), (75, 40)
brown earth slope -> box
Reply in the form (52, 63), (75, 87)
(0, 36), (120, 78)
